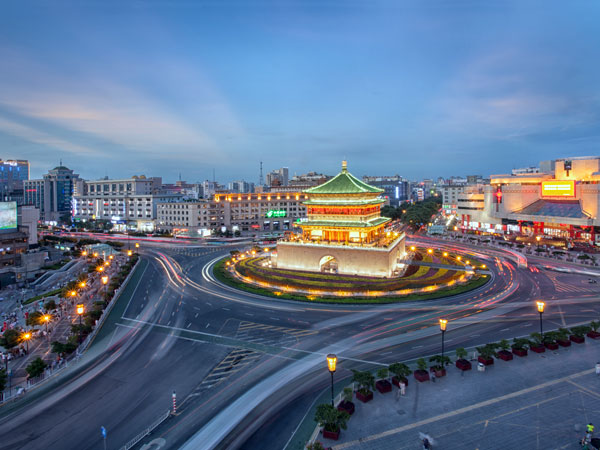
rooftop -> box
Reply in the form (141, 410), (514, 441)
(305, 161), (383, 195)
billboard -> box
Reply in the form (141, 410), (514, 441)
(541, 180), (575, 197)
(0, 202), (17, 230)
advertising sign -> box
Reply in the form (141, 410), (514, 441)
(0, 202), (17, 230)
(541, 180), (575, 197)
(265, 209), (286, 218)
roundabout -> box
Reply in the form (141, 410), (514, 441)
(213, 247), (491, 304)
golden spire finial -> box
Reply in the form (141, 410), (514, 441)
(342, 160), (347, 172)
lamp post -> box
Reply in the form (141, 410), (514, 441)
(536, 301), (545, 337)
(326, 354), (337, 407)
(43, 314), (50, 334)
(536, 235), (541, 249)
(102, 275), (109, 302)
(127, 250), (133, 257)
(439, 319), (448, 362)
(22, 332), (31, 353)
(76, 303), (84, 343)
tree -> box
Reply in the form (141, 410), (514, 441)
(416, 358), (428, 372)
(455, 347), (467, 360)
(429, 355), (451, 370)
(570, 325), (591, 338)
(497, 339), (511, 352)
(0, 329), (21, 349)
(314, 403), (349, 433)
(26, 357), (47, 379)
(342, 387), (353, 403)
(512, 338), (531, 350)
(388, 362), (411, 380)
(44, 299), (57, 311)
(351, 370), (375, 394)
(530, 332), (543, 346)
(26, 311), (43, 327)
(376, 367), (389, 381)
(590, 321), (600, 332)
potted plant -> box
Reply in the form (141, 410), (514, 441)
(569, 325), (590, 344)
(389, 362), (411, 387)
(543, 331), (559, 350)
(429, 355), (450, 377)
(529, 333), (546, 353)
(455, 347), (471, 371)
(351, 370), (375, 403)
(314, 403), (349, 441)
(375, 367), (392, 393)
(476, 344), (496, 366)
(413, 358), (430, 382)
(556, 328), (571, 347)
(511, 338), (530, 357)
(587, 321), (600, 339)
(306, 442), (327, 450)
(337, 387), (355, 416)
(496, 339), (513, 361)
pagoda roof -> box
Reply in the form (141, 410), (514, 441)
(305, 161), (383, 195)
(298, 217), (390, 228)
(303, 197), (384, 206)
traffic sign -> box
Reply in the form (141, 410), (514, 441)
(101, 426), (107, 439)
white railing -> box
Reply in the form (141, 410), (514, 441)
(120, 409), (171, 450)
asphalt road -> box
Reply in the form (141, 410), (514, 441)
(0, 237), (599, 450)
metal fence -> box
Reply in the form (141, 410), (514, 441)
(120, 409), (171, 450)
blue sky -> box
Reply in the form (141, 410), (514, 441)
(1, 1), (599, 183)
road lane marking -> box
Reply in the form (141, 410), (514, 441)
(186, 323), (192, 328)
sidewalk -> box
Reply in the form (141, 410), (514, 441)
(320, 341), (600, 449)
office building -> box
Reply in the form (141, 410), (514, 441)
(24, 165), (79, 223)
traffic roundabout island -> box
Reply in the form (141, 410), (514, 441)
(212, 249), (491, 304)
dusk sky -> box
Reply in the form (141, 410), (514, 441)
(1, 1), (599, 183)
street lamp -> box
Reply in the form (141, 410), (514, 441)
(102, 275), (109, 301)
(97, 266), (104, 273)
(43, 314), (50, 334)
(427, 248), (434, 254)
(326, 354), (337, 407)
(109, 254), (114, 260)
(127, 250), (133, 257)
(70, 290), (77, 298)
(104, 260), (110, 267)
(81, 251), (87, 257)
(22, 332), (31, 353)
(536, 235), (541, 248)
(79, 281), (86, 289)
(536, 301), (545, 337)
(439, 319), (448, 362)
(76, 303), (85, 343)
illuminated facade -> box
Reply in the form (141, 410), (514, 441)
(275, 161), (405, 277)
(459, 157), (600, 244)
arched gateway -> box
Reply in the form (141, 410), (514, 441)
(319, 255), (338, 273)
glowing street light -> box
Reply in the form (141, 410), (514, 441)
(109, 254), (114, 260)
(536, 301), (545, 337)
(102, 275), (109, 301)
(69, 290), (77, 298)
(79, 281), (86, 288)
(439, 319), (448, 362)
(22, 332), (31, 353)
(443, 252), (448, 257)
(135, 242), (140, 248)
(456, 256), (462, 261)
(97, 266), (104, 272)
(127, 250), (133, 257)
(427, 248), (434, 254)
(410, 246), (416, 252)
(43, 314), (50, 334)
(77, 303), (85, 343)
(81, 251), (88, 257)
(326, 354), (337, 407)
(93, 253), (99, 258)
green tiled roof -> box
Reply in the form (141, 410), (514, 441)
(303, 198), (384, 206)
(298, 217), (390, 228)
(305, 162), (383, 195)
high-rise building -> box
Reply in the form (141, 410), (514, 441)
(266, 167), (289, 187)
(0, 159), (30, 204)
(362, 175), (410, 206)
(24, 165), (79, 223)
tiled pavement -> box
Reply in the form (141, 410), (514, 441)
(323, 340), (600, 450)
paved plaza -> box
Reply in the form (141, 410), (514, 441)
(324, 340), (600, 450)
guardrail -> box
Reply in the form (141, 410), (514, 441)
(120, 409), (171, 450)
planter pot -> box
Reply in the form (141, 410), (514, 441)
(323, 427), (340, 441)
(375, 379), (392, 393)
(570, 335), (585, 344)
(511, 347), (528, 357)
(355, 389), (373, 403)
(391, 376), (408, 388)
(478, 356), (494, 366)
(413, 370), (430, 382)
(557, 339), (571, 348)
(530, 345), (546, 353)
(497, 350), (513, 361)
(455, 359), (472, 371)
(587, 331), (600, 339)
(337, 400), (355, 416)
(545, 342), (559, 350)
(429, 367), (447, 377)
